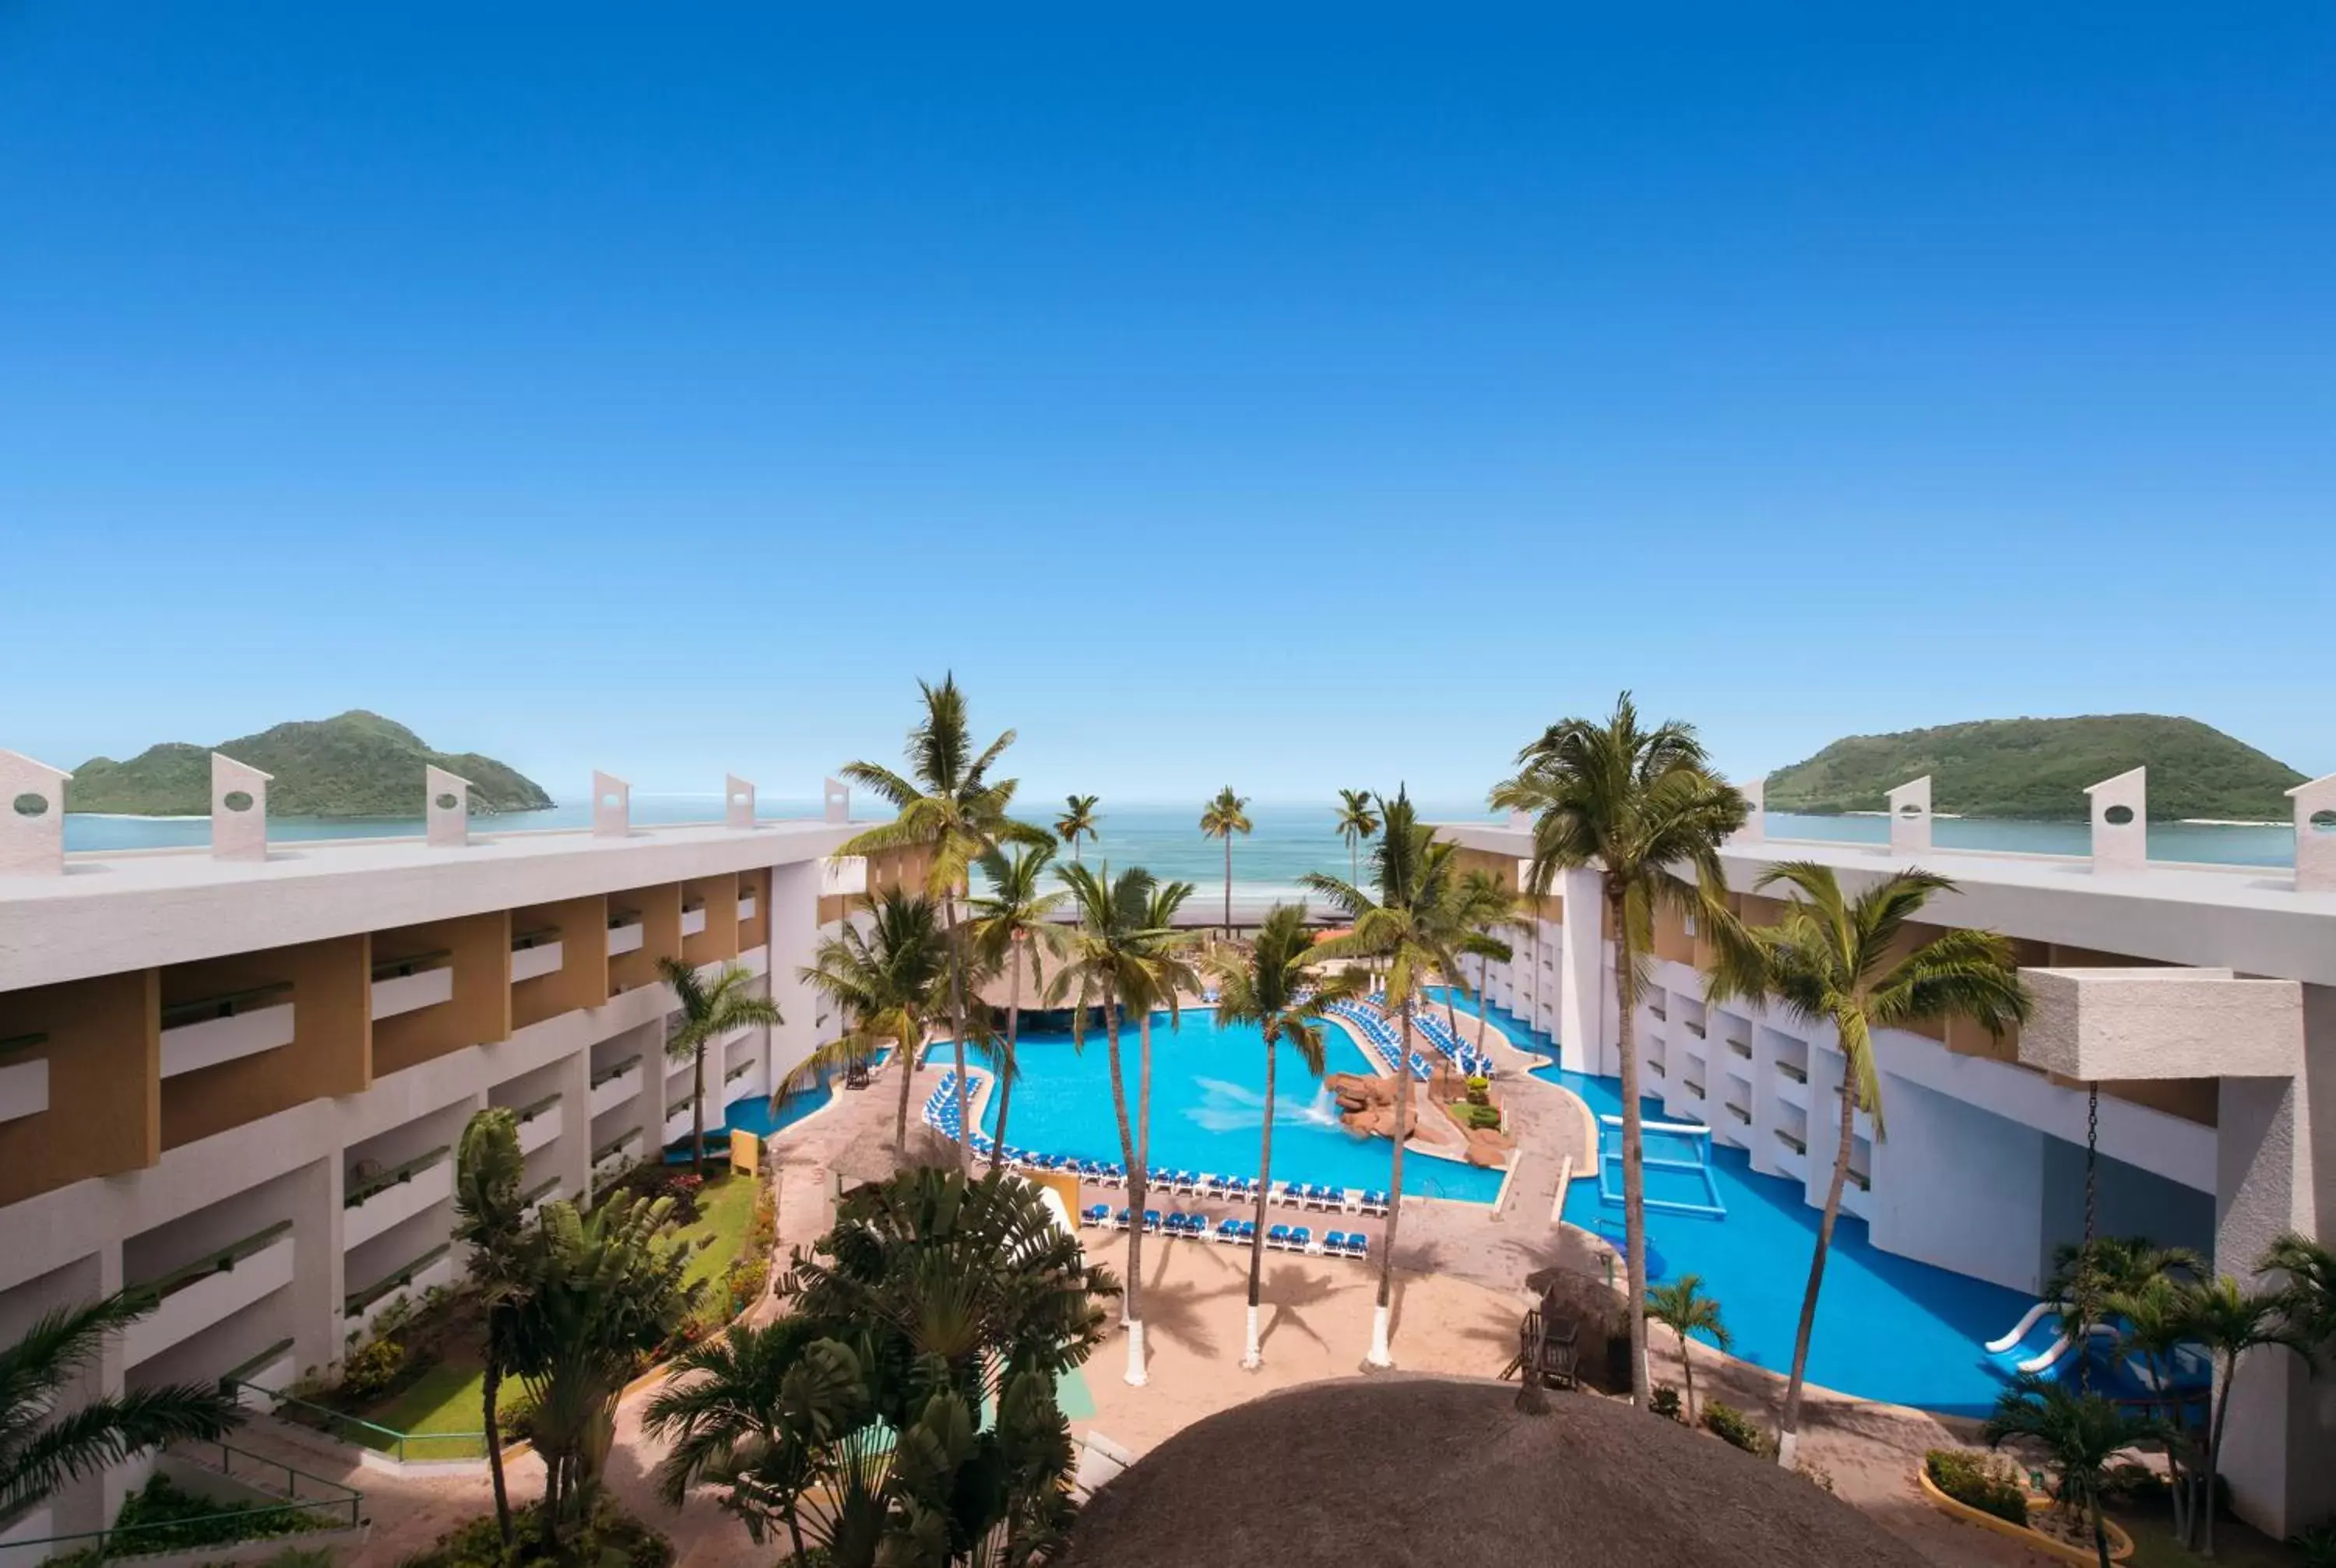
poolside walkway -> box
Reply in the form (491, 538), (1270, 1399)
(271, 1033), (2036, 1568)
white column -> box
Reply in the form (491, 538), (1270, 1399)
(290, 1156), (341, 1375)
(767, 860), (822, 1086)
(1556, 867), (1604, 1075)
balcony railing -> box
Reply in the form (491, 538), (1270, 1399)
(344, 1144), (451, 1209)
(136, 1221), (294, 1303)
(1728, 1039), (1752, 1059)
(370, 949), (451, 983)
(515, 1092), (561, 1126)
(512, 925), (561, 951)
(1725, 1104), (1750, 1124)
(1775, 1061), (1808, 1084)
(725, 1060), (755, 1084)
(1775, 1130), (1807, 1155)
(591, 1054), (642, 1090)
(1848, 1168), (1871, 1192)
(0, 1032), (47, 1056)
(160, 981), (294, 1030)
(1682, 1080), (1706, 1099)
(1683, 1021), (1707, 1039)
(522, 1176), (562, 1208)
(344, 1243), (452, 1320)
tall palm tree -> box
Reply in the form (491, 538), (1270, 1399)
(1199, 787), (1252, 936)
(1984, 1373), (2169, 1568)
(1134, 877), (1201, 1180)
(2181, 1274), (2306, 1556)
(790, 888), (948, 1159)
(1490, 694), (1747, 1406)
(0, 1295), (241, 1517)
(1334, 788), (1380, 889)
(1045, 862), (1177, 1387)
(1303, 789), (1511, 1368)
(1702, 863), (2028, 1464)
(1447, 867), (1522, 1052)
(656, 958), (783, 1177)
(840, 675), (1047, 1174)
(1055, 794), (1100, 864)
(1645, 1274), (1731, 1429)
(2103, 1274), (2204, 1542)
(453, 1106), (528, 1545)
(1206, 905), (1364, 1370)
(965, 842), (1070, 1153)
(508, 1192), (700, 1552)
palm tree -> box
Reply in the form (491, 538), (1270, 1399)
(2263, 1230), (2336, 1358)
(453, 1106), (528, 1545)
(0, 1295), (241, 1518)
(2181, 1274), (2306, 1556)
(1645, 1274), (1731, 1428)
(1055, 794), (1100, 863)
(1335, 788), (1380, 889)
(656, 958), (783, 1177)
(1701, 863), (2028, 1464)
(1303, 789), (1511, 1368)
(1199, 786), (1252, 936)
(1207, 904), (1364, 1369)
(2103, 1273), (2204, 1542)
(790, 888), (948, 1159)
(1134, 877), (1201, 1180)
(506, 1191), (700, 1552)
(840, 675), (1047, 1174)
(1985, 1373), (2169, 1568)
(1490, 694), (1748, 1408)
(1045, 862), (1176, 1386)
(646, 1172), (1110, 1568)
(965, 842), (1070, 1153)
(1447, 867), (1522, 1052)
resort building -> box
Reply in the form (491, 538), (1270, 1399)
(0, 754), (882, 1546)
(1439, 770), (2336, 1538)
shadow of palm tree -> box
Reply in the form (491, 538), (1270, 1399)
(1135, 1271), (1223, 1360)
(1255, 1261), (1344, 1353)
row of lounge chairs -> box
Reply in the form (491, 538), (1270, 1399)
(1325, 999), (1435, 1081)
(1077, 1206), (1371, 1260)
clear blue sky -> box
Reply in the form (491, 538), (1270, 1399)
(3, 4), (2330, 803)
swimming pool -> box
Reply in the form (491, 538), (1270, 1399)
(662, 1054), (882, 1159)
(1427, 988), (2044, 1415)
(951, 1010), (1507, 1204)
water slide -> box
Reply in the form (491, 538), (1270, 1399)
(1986, 1302), (2119, 1376)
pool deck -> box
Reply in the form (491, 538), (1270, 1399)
(231, 1015), (2035, 1568)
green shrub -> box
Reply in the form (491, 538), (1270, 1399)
(1451, 1102), (1502, 1130)
(1464, 1075), (1491, 1106)
(339, 1336), (406, 1402)
(1648, 1384), (1683, 1423)
(723, 1257), (766, 1317)
(1925, 1448), (2030, 1527)
(96, 1475), (329, 1557)
(403, 1496), (674, 1568)
(1701, 1401), (1773, 1457)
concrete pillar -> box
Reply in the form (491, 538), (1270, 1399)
(2214, 982), (2333, 1539)
(289, 1155), (343, 1377)
(2292, 775), (2336, 894)
(210, 754), (271, 863)
(2085, 767), (2147, 875)
(726, 775), (756, 831)
(426, 766), (472, 849)
(824, 778), (850, 825)
(0, 750), (70, 876)
(593, 772), (631, 838)
(1557, 867), (1605, 1076)
(554, 1049), (591, 1203)
(1735, 776), (1766, 846)
(766, 860), (822, 1088)
(1887, 776), (1932, 857)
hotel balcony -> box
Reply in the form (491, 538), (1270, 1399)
(2021, 966), (2303, 1081)
(0, 1034), (48, 1123)
(680, 902), (708, 938)
(1772, 1126), (1808, 1184)
(607, 912), (646, 957)
(222, 1338), (297, 1408)
(370, 950), (454, 1022)
(343, 1144), (454, 1250)
(123, 1222), (295, 1369)
(723, 1058), (765, 1104)
(160, 983), (295, 1078)
(513, 1093), (563, 1155)
(737, 892), (758, 921)
(520, 1176), (562, 1221)
(591, 1131), (642, 1193)
(589, 1054), (644, 1119)
(345, 1243), (456, 1343)
(663, 1099), (698, 1144)
(511, 926), (565, 984)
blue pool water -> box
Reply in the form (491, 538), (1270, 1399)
(1427, 987), (2046, 1415)
(661, 1056), (880, 1159)
(952, 1010), (1508, 1204)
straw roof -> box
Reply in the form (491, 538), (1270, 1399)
(1058, 1377), (1907, 1567)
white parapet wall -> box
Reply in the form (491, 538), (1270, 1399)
(123, 1229), (296, 1370)
(370, 966), (454, 1022)
(511, 940), (565, 983)
(343, 1155), (456, 1250)
(0, 1056), (49, 1123)
(161, 1000), (297, 1078)
(608, 919), (645, 957)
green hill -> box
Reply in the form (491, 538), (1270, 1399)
(69, 711), (554, 818)
(1764, 715), (2306, 821)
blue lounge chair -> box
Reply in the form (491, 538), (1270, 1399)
(1142, 1209), (1163, 1232)
(1113, 1208), (1131, 1229)
(1348, 1234), (1370, 1260)
(1216, 1218), (1241, 1242)
(1083, 1204), (1109, 1226)
(1290, 1226), (1314, 1252)
(1325, 1230), (1349, 1253)
(1238, 1219), (1257, 1240)
(1267, 1224), (1292, 1250)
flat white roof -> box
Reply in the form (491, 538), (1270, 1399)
(0, 817), (860, 990)
(1434, 821), (2336, 986)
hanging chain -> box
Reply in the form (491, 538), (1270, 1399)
(2084, 1083), (2100, 1246)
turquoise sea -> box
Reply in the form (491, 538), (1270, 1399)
(62, 799), (2296, 901)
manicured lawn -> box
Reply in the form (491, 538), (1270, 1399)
(675, 1169), (761, 1311)
(357, 1348), (501, 1459)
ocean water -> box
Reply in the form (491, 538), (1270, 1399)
(60, 796), (2296, 884)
